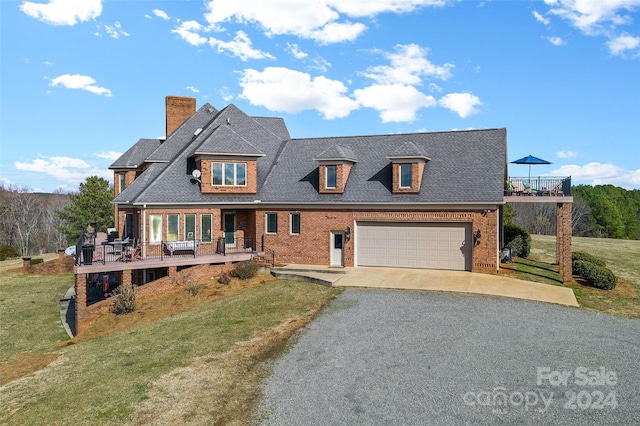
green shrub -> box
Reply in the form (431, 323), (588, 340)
(232, 260), (258, 280)
(218, 274), (231, 285)
(111, 284), (137, 315)
(504, 223), (531, 258)
(187, 283), (201, 296)
(30, 258), (44, 265)
(571, 251), (606, 267)
(572, 260), (617, 290)
(0, 245), (19, 261)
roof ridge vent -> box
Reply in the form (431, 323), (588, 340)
(193, 128), (203, 138)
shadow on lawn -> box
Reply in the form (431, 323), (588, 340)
(501, 258), (563, 285)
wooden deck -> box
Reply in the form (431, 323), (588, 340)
(74, 252), (253, 274)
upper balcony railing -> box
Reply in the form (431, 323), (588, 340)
(505, 176), (571, 197)
(75, 236), (255, 267)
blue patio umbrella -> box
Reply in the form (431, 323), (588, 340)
(510, 154), (552, 183)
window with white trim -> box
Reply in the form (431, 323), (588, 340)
(326, 165), (337, 189)
(266, 213), (278, 234)
(212, 162), (247, 186)
(290, 212), (300, 235)
(201, 214), (212, 242)
(149, 214), (162, 243)
(167, 214), (179, 241)
(185, 214), (196, 240)
(119, 172), (126, 192)
(399, 164), (412, 188)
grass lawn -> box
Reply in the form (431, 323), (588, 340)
(0, 270), (341, 425)
(501, 235), (640, 318)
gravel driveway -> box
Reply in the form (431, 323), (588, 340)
(259, 289), (640, 425)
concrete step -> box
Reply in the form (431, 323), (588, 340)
(271, 264), (350, 275)
(271, 270), (345, 287)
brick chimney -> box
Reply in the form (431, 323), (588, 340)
(165, 96), (196, 137)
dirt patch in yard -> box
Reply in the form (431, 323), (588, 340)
(63, 274), (277, 345)
(128, 309), (323, 426)
(0, 352), (60, 387)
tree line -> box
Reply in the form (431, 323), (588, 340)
(507, 184), (640, 239)
(0, 177), (114, 257)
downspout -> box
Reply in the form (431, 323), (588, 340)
(142, 204), (147, 284)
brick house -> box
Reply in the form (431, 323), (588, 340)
(108, 96), (508, 274)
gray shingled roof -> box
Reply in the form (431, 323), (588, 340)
(109, 138), (161, 169)
(314, 144), (358, 163)
(193, 122), (264, 157)
(111, 103), (506, 206)
(387, 140), (431, 160)
(259, 129), (506, 204)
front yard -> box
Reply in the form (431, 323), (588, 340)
(500, 235), (640, 318)
(0, 271), (341, 425)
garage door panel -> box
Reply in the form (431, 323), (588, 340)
(357, 222), (471, 271)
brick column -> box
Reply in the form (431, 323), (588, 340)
(122, 270), (132, 286)
(168, 266), (177, 278)
(75, 274), (87, 333)
(556, 202), (573, 285)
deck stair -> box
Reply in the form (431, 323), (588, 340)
(270, 264), (350, 286)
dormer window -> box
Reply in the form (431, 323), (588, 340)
(399, 164), (412, 188)
(314, 145), (357, 194)
(326, 165), (337, 189)
(387, 141), (430, 194)
(212, 162), (247, 186)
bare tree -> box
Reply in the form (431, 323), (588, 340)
(4, 186), (43, 256)
(571, 198), (592, 236)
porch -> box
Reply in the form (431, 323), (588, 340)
(504, 176), (572, 201)
(74, 235), (255, 274)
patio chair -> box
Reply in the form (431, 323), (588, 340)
(549, 183), (564, 196)
(123, 239), (141, 262)
(111, 238), (123, 255)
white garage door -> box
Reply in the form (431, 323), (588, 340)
(356, 222), (472, 271)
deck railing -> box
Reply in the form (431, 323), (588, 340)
(505, 176), (571, 197)
(77, 237), (255, 266)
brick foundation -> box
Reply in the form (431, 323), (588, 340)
(74, 262), (235, 334)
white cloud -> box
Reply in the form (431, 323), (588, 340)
(439, 92), (482, 118)
(203, 0), (444, 43)
(533, 10), (551, 25)
(354, 84), (436, 122)
(287, 43), (308, 59)
(15, 156), (111, 185)
(544, 0), (640, 35)
(209, 31), (275, 61)
(550, 162), (640, 188)
(172, 20), (208, 46)
(153, 9), (170, 20)
(546, 36), (566, 46)
(104, 21), (129, 39)
(239, 67), (359, 119)
(557, 150), (577, 159)
(186, 86), (200, 94)
(97, 151), (122, 160)
(20, 0), (102, 26)
(50, 74), (112, 96)
(363, 44), (454, 85)
(607, 33), (640, 55)
(329, 0), (446, 17)
(309, 21), (367, 44)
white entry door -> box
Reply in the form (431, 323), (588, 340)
(330, 232), (344, 267)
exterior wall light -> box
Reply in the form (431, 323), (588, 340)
(345, 226), (351, 241)
(474, 229), (481, 246)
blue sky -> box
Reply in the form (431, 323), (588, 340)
(1, 0), (639, 193)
